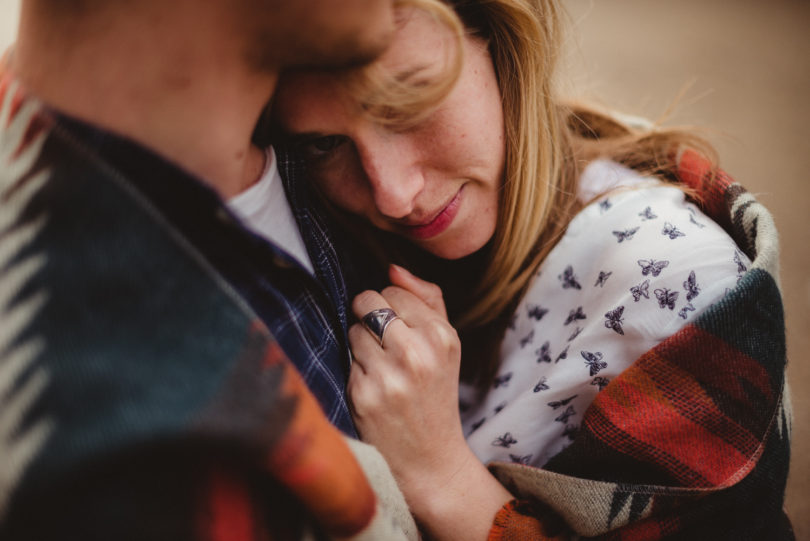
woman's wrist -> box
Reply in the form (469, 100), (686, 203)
(401, 446), (513, 541)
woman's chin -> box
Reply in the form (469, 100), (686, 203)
(407, 225), (495, 260)
(416, 239), (487, 261)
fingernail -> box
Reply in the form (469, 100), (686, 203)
(390, 263), (411, 276)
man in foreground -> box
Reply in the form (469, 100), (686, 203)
(0, 0), (417, 539)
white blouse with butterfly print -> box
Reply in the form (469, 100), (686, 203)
(458, 159), (751, 468)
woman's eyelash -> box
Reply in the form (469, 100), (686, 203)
(297, 135), (347, 158)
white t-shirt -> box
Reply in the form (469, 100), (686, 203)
(459, 160), (751, 467)
(227, 148), (315, 275)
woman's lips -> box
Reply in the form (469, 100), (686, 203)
(401, 187), (463, 240)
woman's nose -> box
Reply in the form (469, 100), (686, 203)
(358, 135), (425, 219)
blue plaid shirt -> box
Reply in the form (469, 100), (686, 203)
(56, 115), (360, 436)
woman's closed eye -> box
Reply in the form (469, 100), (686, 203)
(297, 134), (349, 160)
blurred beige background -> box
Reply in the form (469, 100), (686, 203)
(1, 0), (807, 538)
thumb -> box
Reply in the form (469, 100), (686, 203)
(388, 264), (448, 319)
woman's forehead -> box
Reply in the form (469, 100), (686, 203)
(275, 6), (460, 132)
(381, 6), (458, 80)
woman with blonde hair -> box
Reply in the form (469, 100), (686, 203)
(271, 0), (792, 539)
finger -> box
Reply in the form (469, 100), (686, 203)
(351, 290), (408, 346)
(351, 289), (390, 321)
(347, 327), (369, 375)
(388, 264), (448, 318)
(348, 322), (382, 362)
(378, 286), (427, 327)
(385, 285), (460, 357)
(379, 284), (447, 330)
(347, 359), (376, 430)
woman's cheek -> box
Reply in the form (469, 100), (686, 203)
(316, 170), (368, 216)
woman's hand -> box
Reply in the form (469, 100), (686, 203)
(348, 264), (464, 491)
(348, 264), (512, 541)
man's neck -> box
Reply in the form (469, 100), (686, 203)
(12, 2), (274, 198)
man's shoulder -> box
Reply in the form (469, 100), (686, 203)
(1, 79), (270, 410)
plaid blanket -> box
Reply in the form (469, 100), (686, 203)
(486, 150), (793, 540)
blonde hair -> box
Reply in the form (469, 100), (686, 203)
(342, 0), (573, 332)
(345, 0), (466, 127)
(276, 0), (718, 384)
(452, 0), (570, 329)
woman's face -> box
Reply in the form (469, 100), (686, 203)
(273, 8), (505, 260)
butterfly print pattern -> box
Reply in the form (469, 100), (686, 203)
(533, 377), (550, 393)
(547, 395), (578, 409)
(562, 423), (579, 440)
(527, 304), (548, 321)
(470, 418), (486, 432)
(734, 250), (748, 274)
(559, 265), (582, 290)
(535, 341), (552, 364)
(662, 222), (686, 239)
(595, 271), (612, 287)
(509, 454), (533, 465)
(639, 206), (657, 221)
(591, 377), (610, 391)
(599, 199), (612, 212)
(654, 288), (678, 310)
(613, 227), (640, 243)
(564, 307), (586, 325)
(459, 175), (748, 471)
(683, 271), (700, 301)
(492, 433), (518, 448)
(630, 279), (650, 301)
(638, 259), (669, 277)
(581, 350), (607, 376)
(554, 405), (576, 424)
(604, 306), (625, 335)
(493, 373), (513, 388)
(678, 302), (696, 320)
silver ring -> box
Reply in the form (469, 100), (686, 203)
(361, 308), (400, 347)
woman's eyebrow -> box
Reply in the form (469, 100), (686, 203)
(282, 131), (328, 142)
